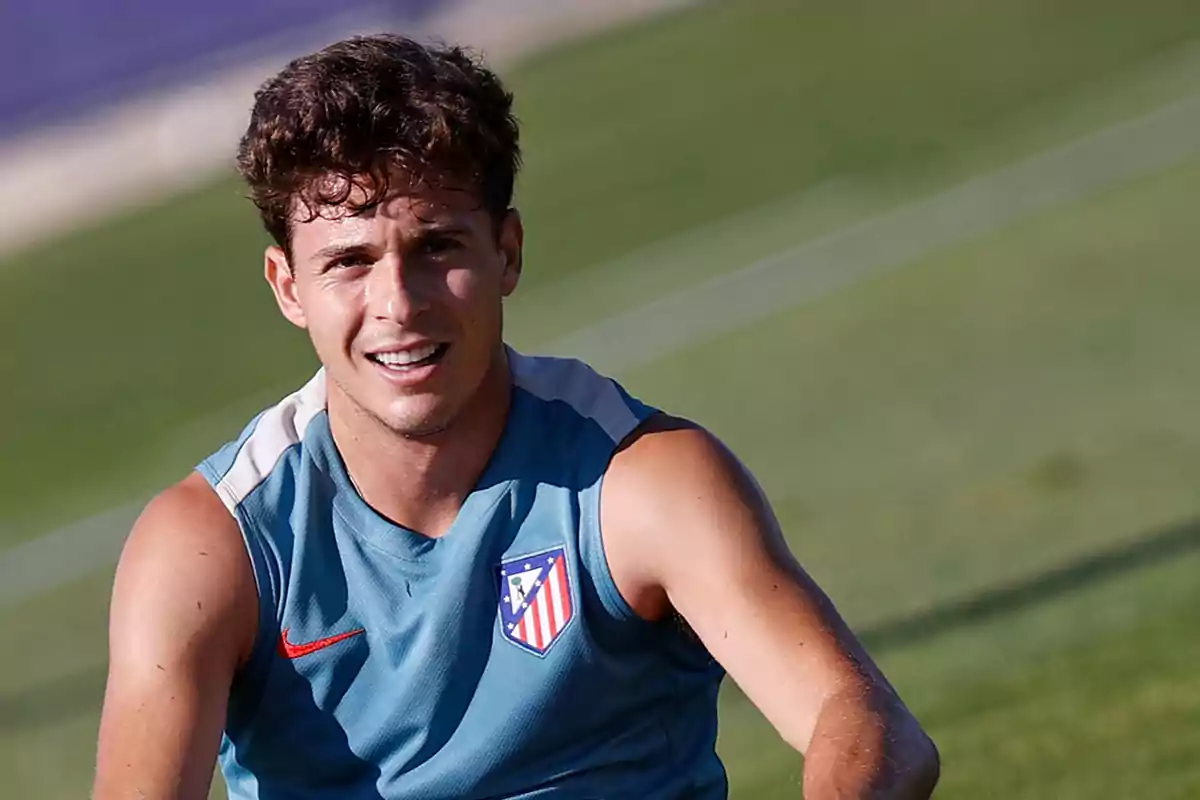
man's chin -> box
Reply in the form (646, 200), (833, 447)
(326, 371), (458, 436)
(375, 402), (456, 439)
(391, 419), (453, 440)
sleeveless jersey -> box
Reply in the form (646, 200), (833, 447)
(195, 348), (728, 799)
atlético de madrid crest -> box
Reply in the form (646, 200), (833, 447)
(497, 546), (574, 656)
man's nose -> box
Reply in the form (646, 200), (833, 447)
(365, 256), (430, 323)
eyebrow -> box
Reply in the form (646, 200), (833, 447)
(411, 222), (471, 238)
(311, 242), (374, 263)
(310, 223), (472, 263)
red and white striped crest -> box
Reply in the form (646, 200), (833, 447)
(498, 547), (574, 656)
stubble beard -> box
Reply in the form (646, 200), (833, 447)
(329, 371), (458, 442)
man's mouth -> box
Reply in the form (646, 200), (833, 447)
(367, 343), (450, 371)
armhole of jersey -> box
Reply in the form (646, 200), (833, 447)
(193, 461), (282, 705)
(194, 456), (283, 629)
(579, 388), (661, 628)
(192, 373), (324, 698)
(580, 471), (645, 624)
(230, 502), (283, 688)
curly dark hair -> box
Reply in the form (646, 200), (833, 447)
(236, 33), (521, 253)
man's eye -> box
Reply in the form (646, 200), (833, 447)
(329, 254), (371, 269)
(418, 237), (462, 256)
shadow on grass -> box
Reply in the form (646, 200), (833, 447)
(5, 516), (1200, 735)
(857, 515), (1200, 653)
(0, 664), (106, 734)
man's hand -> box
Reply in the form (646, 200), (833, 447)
(601, 415), (939, 798)
(93, 473), (257, 800)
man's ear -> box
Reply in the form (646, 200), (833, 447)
(264, 246), (307, 329)
(498, 209), (523, 297)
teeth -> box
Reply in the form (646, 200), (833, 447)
(374, 344), (440, 366)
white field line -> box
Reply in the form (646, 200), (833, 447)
(0, 502), (142, 607)
(3, 90), (1200, 608)
(546, 90), (1200, 375)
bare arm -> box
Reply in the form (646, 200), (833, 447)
(601, 416), (939, 798)
(93, 473), (257, 800)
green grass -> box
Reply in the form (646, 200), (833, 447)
(5, 1), (1200, 797)
(6, 0), (1200, 536)
(6, 147), (1200, 799)
(621, 153), (1200, 626)
(928, 596), (1200, 799)
(5, 521), (1199, 798)
(716, 548), (1200, 799)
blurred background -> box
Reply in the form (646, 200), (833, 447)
(2, 0), (1200, 796)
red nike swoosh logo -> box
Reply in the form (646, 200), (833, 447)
(278, 627), (366, 660)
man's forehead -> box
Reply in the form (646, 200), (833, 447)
(290, 170), (487, 237)
(374, 188), (482, 222)
(314, 169), (479, 213)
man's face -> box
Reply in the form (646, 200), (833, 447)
(265, 174), (523, 437)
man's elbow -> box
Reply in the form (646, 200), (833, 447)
(802, 687), (940, 798)
(894, 723), (940, 798)
(872, 684), (940, 797)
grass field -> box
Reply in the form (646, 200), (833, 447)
(4, 0), (1200, 797)
(7, 0), (1200, 536)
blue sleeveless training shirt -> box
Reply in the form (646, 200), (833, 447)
(196, 349), (728, 799)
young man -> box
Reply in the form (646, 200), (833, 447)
(93, 34), (938, 800)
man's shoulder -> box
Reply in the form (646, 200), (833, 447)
(108, 471), (259, 677)
(601, 413), (769, 565)
(117, 472), (255, 623)
(197, 370), (328, 513)
(508, 348), (657, 446)
(593, 414), (741, 621)
(607, 414), (740, 501)
(128, 472), (244, 564)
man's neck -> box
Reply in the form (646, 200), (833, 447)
(327, 350), (512, 538)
